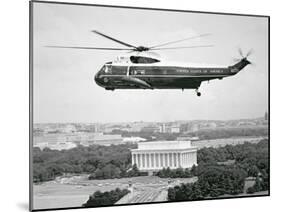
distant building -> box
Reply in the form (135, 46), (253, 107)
(123, 137), (146, 144)
(34, 134), (70, 144)
(131, 140), (197, 172)
(34, 141), (77, 150)
(63, 124), (77, 133)
(179, 123), (189, 133)
(189, 123), (199, 132)
(141, 125), (160, 133)
(33, 132), (123, 147)
(170, 126), (180, 133)
(159, 123), (180, 134)
(85, 133), (123, 146)
(159, 123), (166, 133)
(127, 122), (148, 132)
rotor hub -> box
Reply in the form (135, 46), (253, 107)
(136, 46), (150, 52)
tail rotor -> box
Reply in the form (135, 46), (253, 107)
(232, 48), (254, 65)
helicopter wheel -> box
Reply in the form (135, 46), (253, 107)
(195, 89), (201, 97)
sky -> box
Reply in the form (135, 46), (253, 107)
(33, 2), (269, 123)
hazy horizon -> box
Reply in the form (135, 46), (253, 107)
(33, 2), (269, 123)
(34, 113), (267, 124)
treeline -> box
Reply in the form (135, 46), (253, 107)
(156, 166), (196, 178)
(88, 164), (143, 180)
(197, 139), (269, 178)
(82, 188), (129, 207)
(167, 139), (269, 200)
(33, 144), (137, 183)
(109, 126), (268, 141)
(168, 164), (247, 201)
(187, 126), (268, 140)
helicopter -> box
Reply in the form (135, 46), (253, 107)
(47, 30), (253, 96)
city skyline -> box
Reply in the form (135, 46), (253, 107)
(34, 112), (268, 124)
(33, 3), (269, 123)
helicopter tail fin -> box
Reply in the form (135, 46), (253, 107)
(229, 58), (251, 74)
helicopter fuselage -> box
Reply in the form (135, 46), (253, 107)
(94, 58), (250, 91)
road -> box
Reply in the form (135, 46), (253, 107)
(116, 177), (197, 204)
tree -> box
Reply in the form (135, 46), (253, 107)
(83, 188), (130, 207)
(33, 143), (138, 182)
(190, 182), (203, 200)
(127, 164), (140, 177)
(94, 168), (103, 179)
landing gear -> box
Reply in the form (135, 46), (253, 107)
(196, 89), (201, 97)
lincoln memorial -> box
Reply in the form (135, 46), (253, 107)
(131, 140), (197, 172)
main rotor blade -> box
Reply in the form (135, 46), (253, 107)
(92, 30), (138, 49)
(246, 48), (254, 57)
(238, 47), (244, 57)
(45, 45), (134, 50)
(152, 45), (214, 50)
(149, 33), (211, 49)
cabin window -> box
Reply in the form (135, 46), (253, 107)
(111, 66), (127, 75)
(130, 56), (160, 64)
(134, 70), (145, 75)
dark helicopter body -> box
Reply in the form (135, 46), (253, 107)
(94, 56), (250, 93)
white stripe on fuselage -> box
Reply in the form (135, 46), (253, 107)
(100, 74), (228, 78)
(108, 61), (228, 68)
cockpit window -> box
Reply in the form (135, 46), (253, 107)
(100, 65), (106, 73)
(130, 56), (160, 64)
(100, 65), (112, 74)
(104, 66), (108, 73)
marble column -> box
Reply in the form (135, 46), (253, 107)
(147, 153), (149, 168)
(143, 154), (146, 169)
(153, 153), (155, 168)
(138, 154), (141, 168)
(171, 153), (173, 167)
(156, 153), (159, 168)
(182, 153), (184, 167)
(150, 153), (152, 168)
(140, 154), (142, 168)
(173, 153), (175, 167)
(132, 153), (135, 165)
(137, 154), (140, 168)
(147, 153), (150, 168)
(168, 153), (171, 167)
